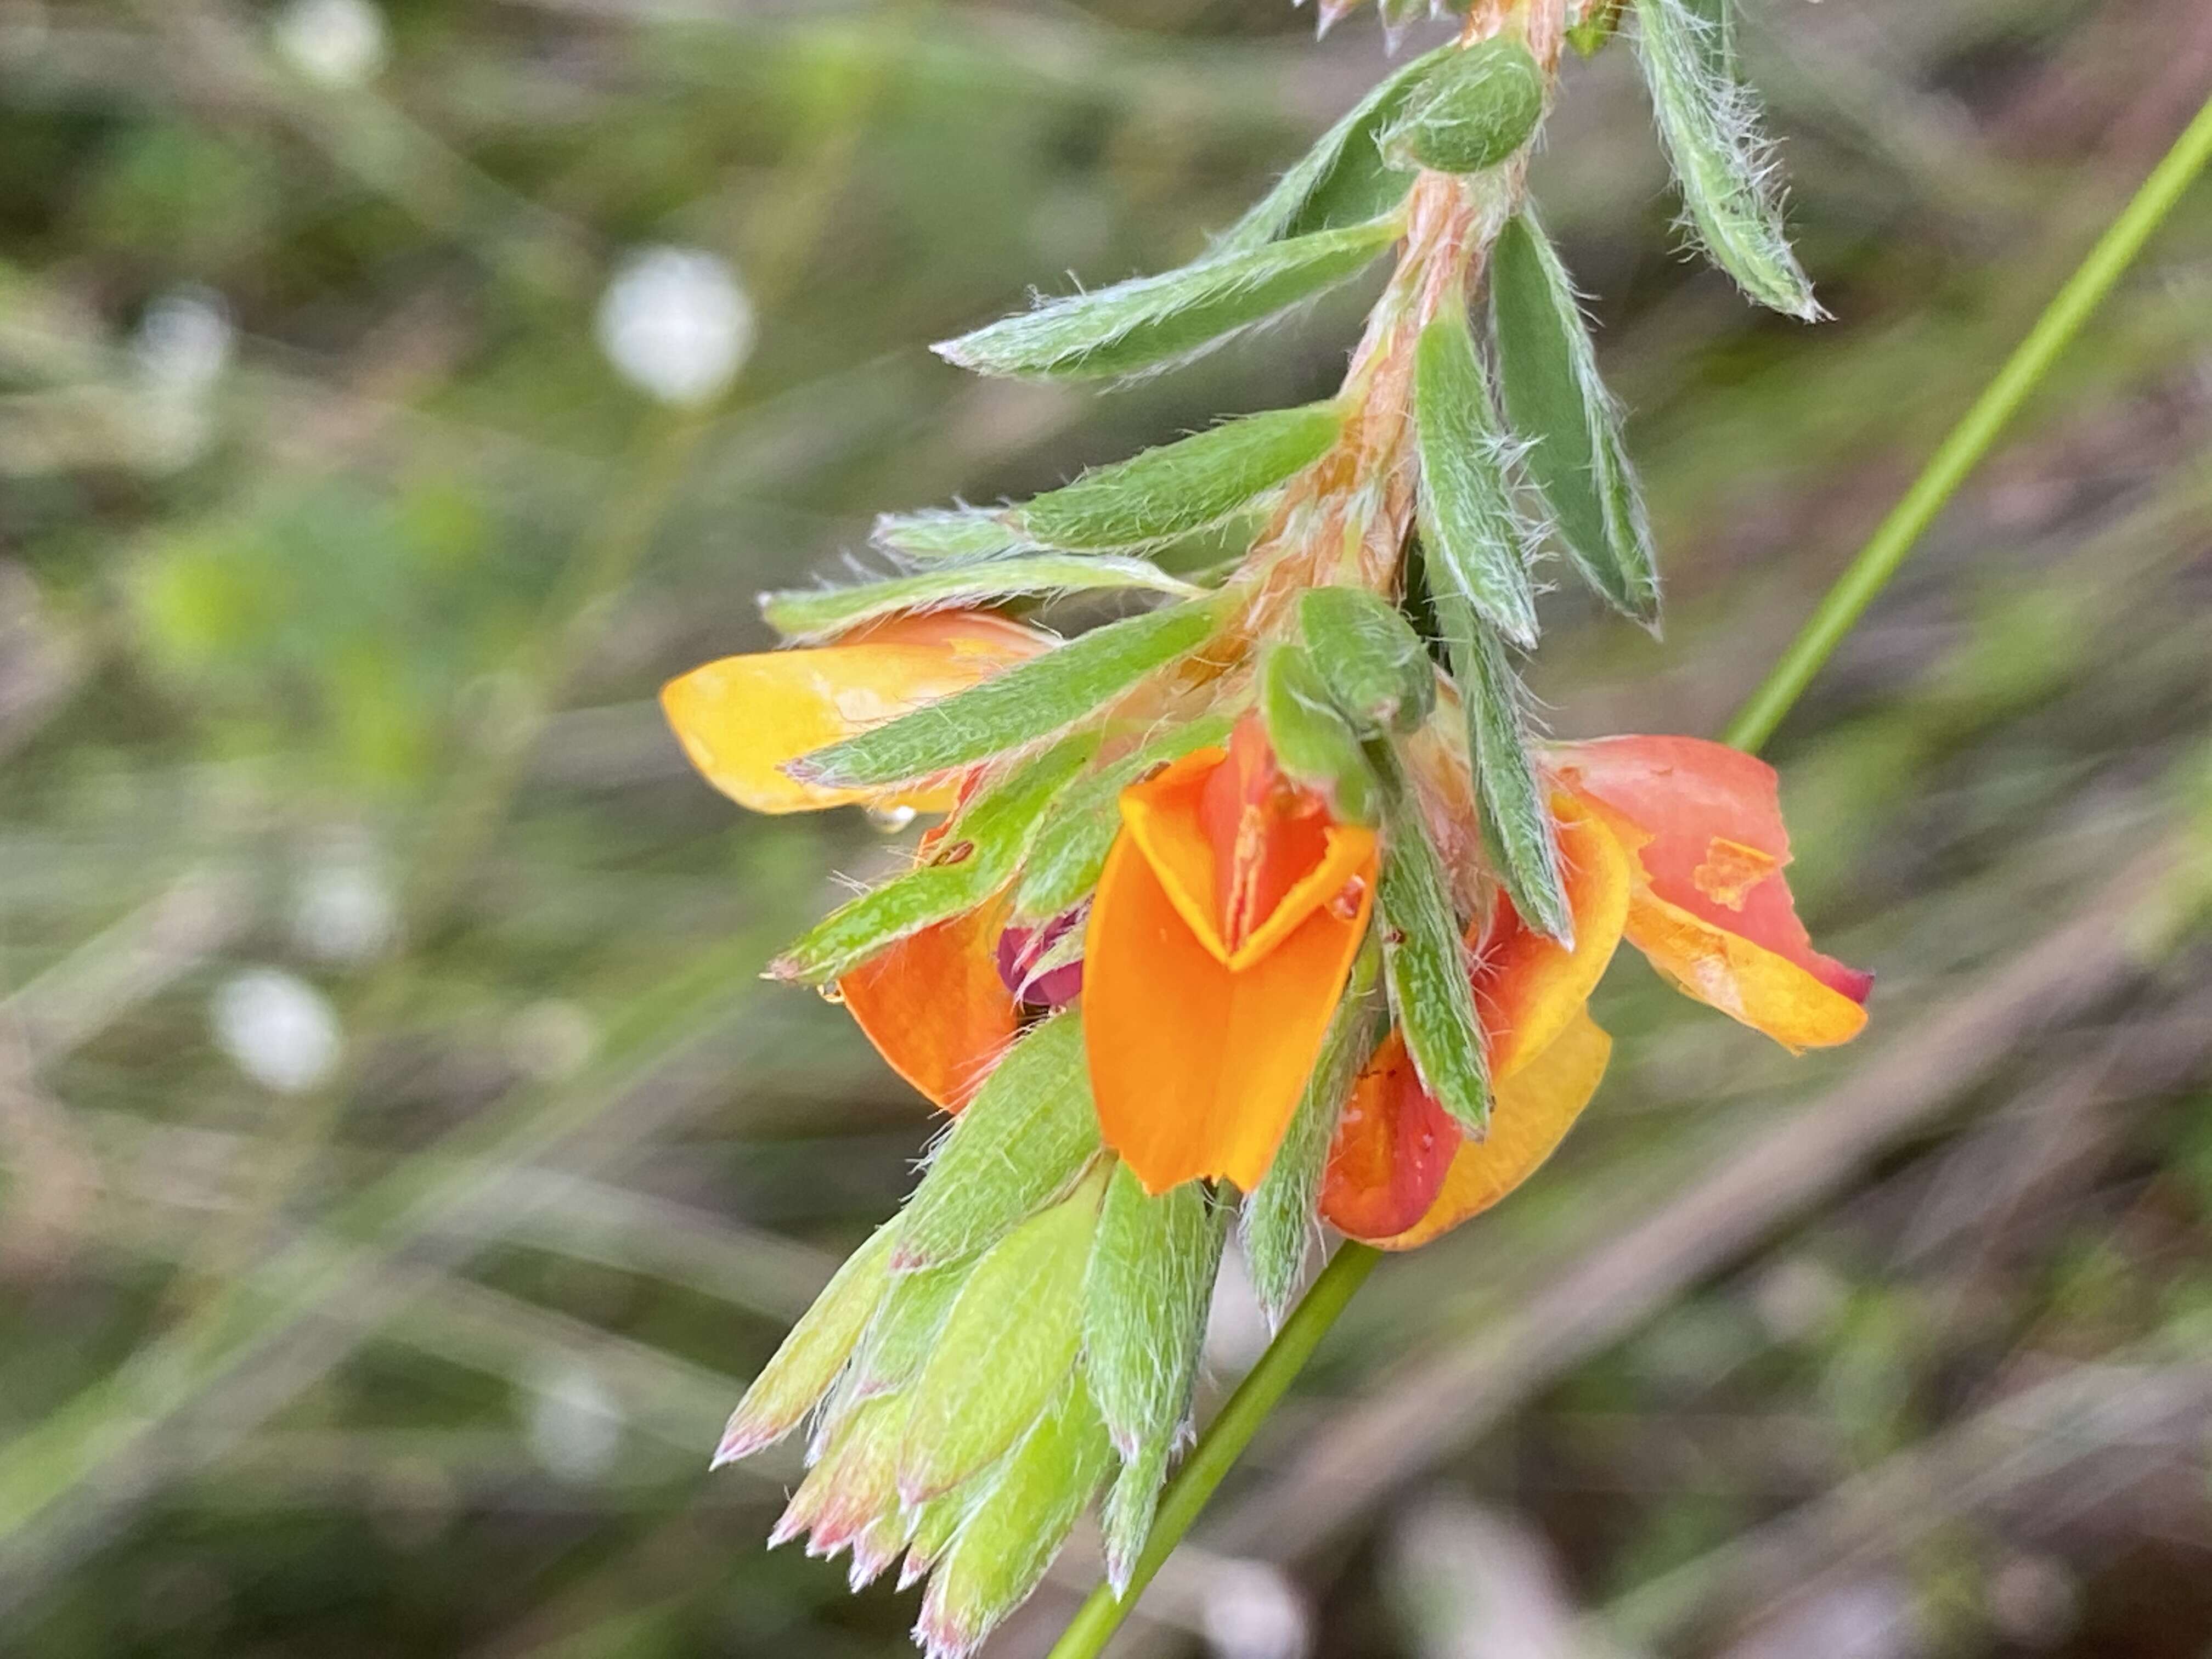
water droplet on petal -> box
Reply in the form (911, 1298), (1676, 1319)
(816, 984), (847, 1006)
(865, 803), (916, 833)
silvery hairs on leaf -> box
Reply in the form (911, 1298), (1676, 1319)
(761, 556), (1199, 642)
(1414, 302), (1543, 648)
(871, 507), (1032, 563)
(793, 597), (1222, 791)
(1631, 0), (1822, 320)
(1446, 603), (1573, 944)
(934, 217), (1401, 381)
(1489, 212), (1660, 626)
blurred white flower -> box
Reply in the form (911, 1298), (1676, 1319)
(210, 968), (342, 1094)
(524, 1359), (624, 1483)
(132, 287), (233, 470)
(291, 832), (397, 964)
(272, 0), (389, 89)
(594, 245), (753, 407)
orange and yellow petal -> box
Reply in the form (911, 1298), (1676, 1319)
(1086, 825), (1375, 1194)
(1368, 1008), (1613, 1251)
(659, 611), (1052, 815)
(1475, 791), (1632, 1081)
(838, 891), (1020, 1112)
(1318, 1031), (1457, 1240)
(1621, 888), (1867, 1051)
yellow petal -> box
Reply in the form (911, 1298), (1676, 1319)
(1372, 1009), (1612, 1251)
(1476, 791), (1630, 1082)
(1086, 827), (1375, 1194)
(1623, 889), (1868, 1052)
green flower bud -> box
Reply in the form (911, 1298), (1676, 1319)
(1258, 644), (1380, 827)
(1299, 585), (1436, 735)
(1384, 37), (1547, 175)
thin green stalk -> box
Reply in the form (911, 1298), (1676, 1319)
(1045, 92), (2212, 1659)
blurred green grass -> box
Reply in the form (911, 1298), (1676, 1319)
(1, 2), (2209, 1656)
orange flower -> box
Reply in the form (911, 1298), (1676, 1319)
(659, 610), (1052, 815)
(1086, 716), (1378, 1194)
(839, 889), (1021, 1113)
(1549, 735), (1870, 1050)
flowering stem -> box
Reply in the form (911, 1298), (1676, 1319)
(1044, 89), (2212, 1659)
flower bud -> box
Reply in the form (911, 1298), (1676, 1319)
(1299, 585), (1436, 735)
(1383, 37), (1546, 175)
(1258, 644), (1380, 826)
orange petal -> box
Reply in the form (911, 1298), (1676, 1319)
(1549, 735), (1870, 1005)
(1318, 1031), (1458, 1240)
(1086, 826), (1376, 1194)
(660, 611), (1051, 815)
(838, 891), (1020, 1111)
(1369, 1008), (1613, 1251)
(1475, 791), (1632, 1081)
(1622, 887), (1868, 1052)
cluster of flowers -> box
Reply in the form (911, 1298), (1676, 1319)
(660, 3), (1863, 1654)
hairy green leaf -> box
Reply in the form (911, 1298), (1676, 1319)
(934, 219), (1401, 381)
(1098, 1441), (1173, 1600)
(1016, 404), (1341, 551)
(1217, 46), (1451, 250)
(1299, 585), (1436, 735)
(1012, 712), (1237, 922)
(895, 1011), (1101, 1272)
(1445, 601), (1573, 941)
(1082, 1158), (1223, 1465)
(1242, 935), (1384, 1328)
(770, 737), (1094, 985)
(1259, 644), (1378, 827)
(1374, 749), (1489, 1137)
(898, 1165), (1104, 1503)
(1381, 37), (1546, 175)
(793, 599), (1221, 791)
(848, 1258), (967, 1398)
(1632, 0), (1820, 319)
(871, 507), (1030, 563)
(1415, 302), (1542, 648)
(713, 1221), (896, 1465)
(760, 556), (1198, 642)
(1489, 213), (1661, 624)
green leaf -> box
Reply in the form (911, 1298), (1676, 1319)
(1489, 213), (1661, 624)
(1380, 38), (1547, 175)
(770, 737), (1095, 985)
(934, 219), (1402, 381)
(1217, 46), (1452, 250)
(1444, 602), (1573, 941)
(1297, 586), (1436, 735)
(1567, 0), (1626, 57)
(898, 1164), (1105, 1503)
(1414, 301), (1542, 648)
(1016, 404), (1341, 551)
(1082, 1165), (1226, 1590)
(1374, 748), (1490, 1137)
(1242, 935), (1385, 1329)
(774, 1388), (911, 1553)
(1012, 713), (1237, 923)
(1631, 0), (1820, 319)
(917, 1370), (1115, 1657)
(1098, 1442), (1172, 1600)
(895, 1011), (1101, 1272)
(713, 1221), (896, 1465)
(1259, 644), (1378, 827)
(760, 556), (1199, 642)
(793, 599), (1221, 792)
(872, 507), (1030, 563)
(849, 1258), (967, 1398)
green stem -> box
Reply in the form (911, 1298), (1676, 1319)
(1045, 91), (2212, 1659)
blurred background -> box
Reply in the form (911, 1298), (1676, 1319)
(2, 1), (2209, 1655)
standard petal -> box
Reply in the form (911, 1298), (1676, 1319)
(1549, 735), (1870, 1005)
(1621, 887), (1868, 1051)
(1475, 790), (1631, 1081)
(839, 892), (1021, 1111)
(1318, 1030), (1458, 1242)
(1372, 1009), (1613, 1251)
(660, 612), (1049, 815)
(1086, 827), (1375, 1194)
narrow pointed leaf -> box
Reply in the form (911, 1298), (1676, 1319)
(1242, 935), (1384, 1327)
(1217, 46), (1451, 250)
(1489, 213), (1661, 623)
(872, 508), (1030, 563)
(1446, 602), (1573, 941)
(1415, 302), (1542, 647)
(915, 1371), (1115, 1658)
(898, 1167), (1104, 1502)
(1632, 0), (1820, 319)
(1374, 748), (1490, 1137)
(895, 1011), (1100, 1272)
(849, 1259), (967, 1398)
(761, 557), (1198, 642)
(1297, 586), (1435, 735)
(714, 1222), (897, 1465)
(1259, 644), (1378, 827)
(1380, 37), (1546, 174)
(771, 737), (1094, 985)
(1083, 1166), (1226, 1458)
(793, 599), (1221, 791)
(1012, 713), (1237, 923)
(1015, 404), (1341, 551)
(934, 219), (1401, 382)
